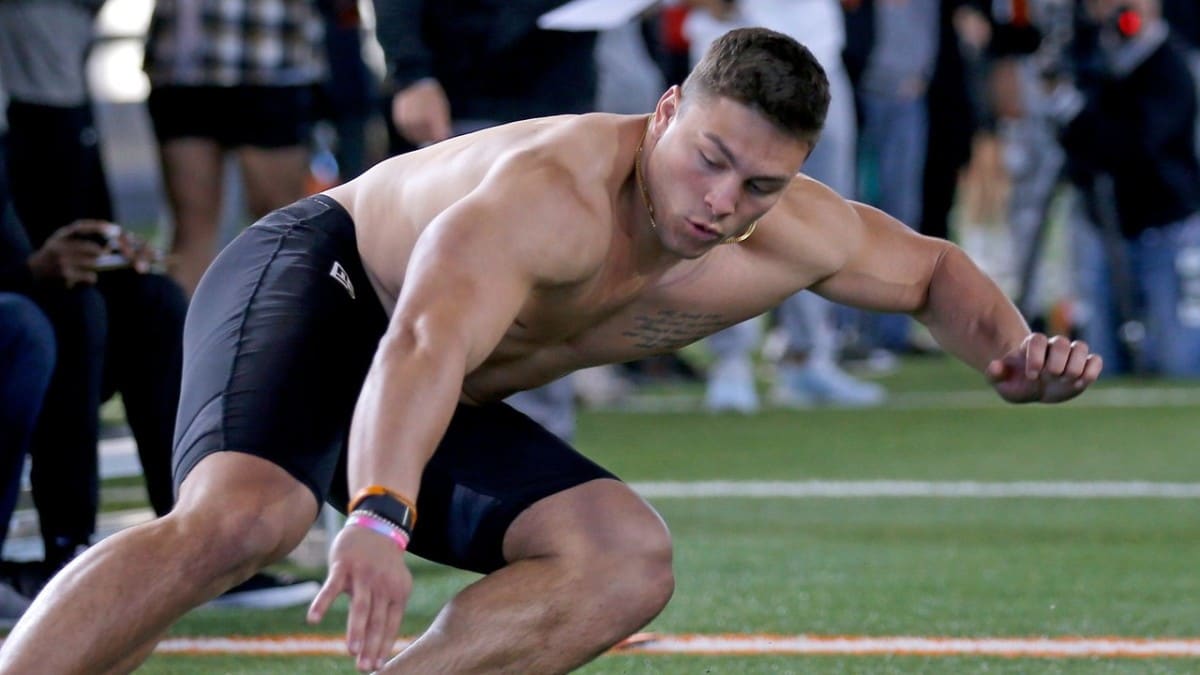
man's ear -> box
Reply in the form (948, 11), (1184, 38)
(653, 85), (683, 131)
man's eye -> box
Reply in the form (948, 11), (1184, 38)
(700, 153), (719, 167)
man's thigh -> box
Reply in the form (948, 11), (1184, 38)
(379, 403), (620, 575)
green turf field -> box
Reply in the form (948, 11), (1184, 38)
(57, 358), (1200, 671)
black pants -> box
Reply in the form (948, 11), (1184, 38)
(6, 99), (185, 561)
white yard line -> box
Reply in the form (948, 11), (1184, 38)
(630, 480), (1200, 499)
(148, 633), (1200, 658)
(617, 386), (1200, 413)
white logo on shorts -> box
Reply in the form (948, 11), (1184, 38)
(330, 261), (356, 299)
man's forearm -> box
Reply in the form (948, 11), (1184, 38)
(347, 335), (467, 504)
(915, 245), (1030, 371)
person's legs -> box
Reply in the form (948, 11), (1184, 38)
(0, 451), (319, 675)
(704, 319), (761, 413)
(238, 145), (310, 220)
(1072, 204), (1125, 373)
(235, 85), (314, 221)
(773, 292), (884, 407)
(386, 479), (673, 673)
(28, 285), (107, 570)
(158, 137), (225, 296)
(0, 294), (55, 543)
(1135, 216), (1200, 377)
(99, 270), (187, 516)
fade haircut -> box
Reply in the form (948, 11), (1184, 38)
(682, 27), (830, 145)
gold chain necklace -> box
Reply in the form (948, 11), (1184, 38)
(634, 116), (757, 245)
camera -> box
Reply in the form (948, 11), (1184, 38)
(70, 223), (130, 271)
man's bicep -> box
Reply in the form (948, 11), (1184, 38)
(810, 201), (950, 313)
(388, 211), (537, 369)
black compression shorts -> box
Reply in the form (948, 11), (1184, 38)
(173, 195), (616, 573)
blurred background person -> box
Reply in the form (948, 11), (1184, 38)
(0, 80), (52, 624)
(143, 0), (327, 296)
(0, 0), (183, 587)
(0, 0), (317, 608)
(1052, 0), (1200, 376)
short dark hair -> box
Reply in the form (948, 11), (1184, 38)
(682, 28), (830, 144)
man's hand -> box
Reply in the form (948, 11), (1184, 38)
(986, 333), (1103, 403)
(307, 527), (413, 672)
(391, 79), (452, 146)
(27, 219), (115, 287)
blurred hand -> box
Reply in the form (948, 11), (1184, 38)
(111, 228), (162, 273)
(27, 219), (115, 287)
(307, 527), (413, 673)
(685, 0), (737, 20)
(391, 79), (452, 146)
(986, 333), (1103, 403)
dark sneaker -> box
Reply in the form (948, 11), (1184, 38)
(0, 581), (30, 628)
(207, 572), (321, 610)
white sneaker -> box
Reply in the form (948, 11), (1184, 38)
(771, 362), (886, 408)
(574, 366), (633, 406)
(704, 356), (760, 413)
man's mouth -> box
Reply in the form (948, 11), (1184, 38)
(686, 219), (721, 241)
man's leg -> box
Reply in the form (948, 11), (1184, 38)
(386, 478), (674, 673)
(0, 452), (319, 675)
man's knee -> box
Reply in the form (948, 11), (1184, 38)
(172, 455), (318, 573)
(565, 506), (675, 627)
(603, 520), (675, 621)
(170, 500), (298, 573)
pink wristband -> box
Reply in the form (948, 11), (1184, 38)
(347, 512), (410, 551)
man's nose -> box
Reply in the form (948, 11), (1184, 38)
(705, 180), (739, 218)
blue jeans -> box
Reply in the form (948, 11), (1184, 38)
(0, 293), (56, 544)
(856, 92), (929, 350)
(1074, 210), (1200, 376)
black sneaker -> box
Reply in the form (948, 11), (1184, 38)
(0, 581), (30, 629)
(207, 572), (321, 610)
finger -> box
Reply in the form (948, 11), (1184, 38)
(1042, 336), (1071, 377)
(1062, 340), (1091, 379)
(984, 358), (1008, 383)
(373, 603), (405, 672)
(114, 231), (140, 260)
(65, 219), (115, 236)
(429, 114), (452, 143)
(1077, 354), (1104, 387)
(360, 593), (393, 672)
(346, 579), (372, 659)
(62, 240), (105, 258)
(307, 571), (345, 624)
(1023, 333), (1049, 379)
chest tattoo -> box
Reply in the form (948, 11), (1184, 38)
(621, 309), (728, 351)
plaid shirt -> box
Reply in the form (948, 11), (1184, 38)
(144, 0), (325, 87)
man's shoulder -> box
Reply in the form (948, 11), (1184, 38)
(751, 175), (863, 273)
(496, 113), (631, 177)
(482, 113), (635, 214)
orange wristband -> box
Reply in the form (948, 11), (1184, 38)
(348, 485), (418, 527)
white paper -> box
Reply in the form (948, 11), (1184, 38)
(538, 0), (660, 32)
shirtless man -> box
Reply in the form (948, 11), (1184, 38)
(0, 28), (1101, 674)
